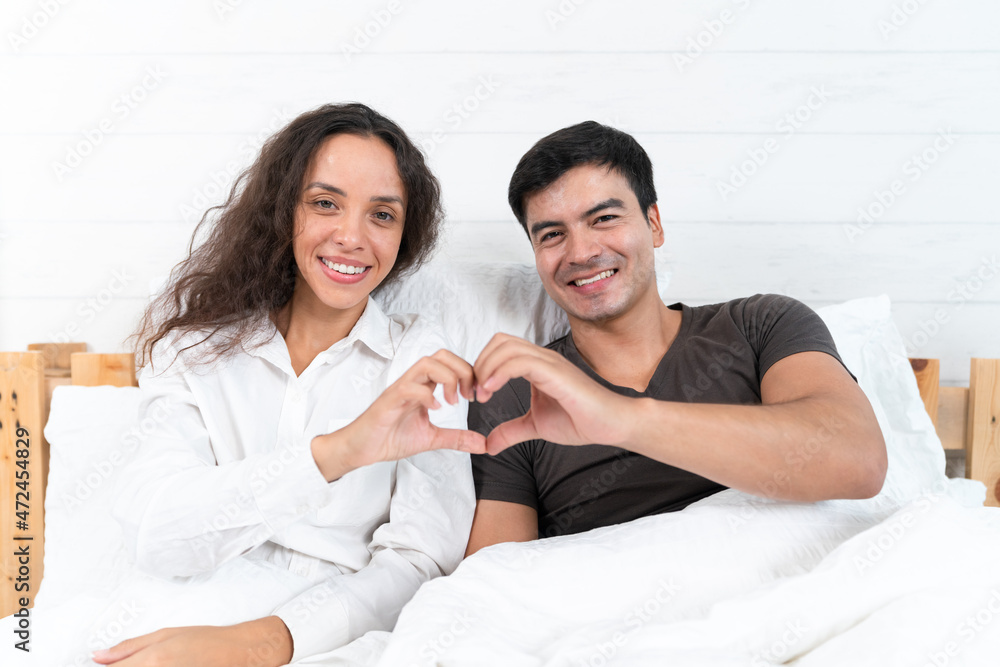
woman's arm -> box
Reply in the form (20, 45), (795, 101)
(94, 449), (474, 666)
(276, 448), (475, 660)
(98, 368), (477, 665)
(114, 341), (331, 577)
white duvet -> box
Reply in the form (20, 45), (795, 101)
(304, 486), (1000, 666)
(15, 484), (1000, 666)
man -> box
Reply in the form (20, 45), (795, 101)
(465, 121), (887, 555)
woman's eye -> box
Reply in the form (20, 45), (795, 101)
(316, 199), (335, 210)
(374, 211), (394, 221)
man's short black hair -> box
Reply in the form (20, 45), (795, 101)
(507, 121), (657, 233)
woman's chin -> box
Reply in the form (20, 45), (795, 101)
(312, 289), (372, 315)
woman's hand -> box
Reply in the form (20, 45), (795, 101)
(311, 349), (487, 481)
(90, 616), (292, 667)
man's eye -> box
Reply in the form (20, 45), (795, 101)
(541, 231), (562, 242)
(596, 214), (616, 223)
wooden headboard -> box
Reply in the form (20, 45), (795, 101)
(909, 358), (1000, 501)
(2, 344), (999, 622)
(1, 345), (136, 622)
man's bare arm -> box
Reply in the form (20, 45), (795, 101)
(465, 499), (538, 557)
(475, 334), (887, 503)
(619, 351), (887, 501)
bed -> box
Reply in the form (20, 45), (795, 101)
(2, 261), (999, 666)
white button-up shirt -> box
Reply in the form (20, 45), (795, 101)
(113, 298), (475, 661)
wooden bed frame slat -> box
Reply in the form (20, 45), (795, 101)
(937, 386), (970, 452)
(967, 359), (1000, 508)
(910, 359), (940, 426)
(1, 352), (47, 621)
(27, 343), (87, 373)
(70, 353), (138, 388)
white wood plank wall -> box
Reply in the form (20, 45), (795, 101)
(0, 0), (997, 385)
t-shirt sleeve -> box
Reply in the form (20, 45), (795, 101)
(738, 294), (856, 383)
(467, 379), (540, 510)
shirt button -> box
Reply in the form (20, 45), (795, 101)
(289, 388), (303, 403)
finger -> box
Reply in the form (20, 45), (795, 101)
(476, 352), (558, 404)
(474, 336), (550, 400)
(399, 383), (442, 412)
(427, 349), (477, 401)
(472, 333), (525, 398)
(91, 629), (174, 663)
(428, 426), (488, 455)
(99, 650), (159, 667)
(485, 413), (540, 455)
(473, 332), (517, 368)
(406, 357), (466, 406)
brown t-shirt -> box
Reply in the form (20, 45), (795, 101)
(469, 294), (852, 539)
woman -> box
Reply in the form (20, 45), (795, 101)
(91, 103), (485, 666)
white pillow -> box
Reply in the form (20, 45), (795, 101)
(816, 295), (983, 506)
(39, 386), (144, 607)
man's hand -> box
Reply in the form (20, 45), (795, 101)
(473, 333), (631, 455)
(311, 349), (487, 481)
(90, 616), (293, 667)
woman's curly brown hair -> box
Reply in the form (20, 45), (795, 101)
(131, 103), (443, 367)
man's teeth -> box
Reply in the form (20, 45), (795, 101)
(321, 258), (368, 275)
(574, 270), (616, 287)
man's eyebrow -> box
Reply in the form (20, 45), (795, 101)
(583, 198), (625, 218)
(527, 199), (626, 238)
(304, 182), (346, 196)
(529, 220), (561, 238)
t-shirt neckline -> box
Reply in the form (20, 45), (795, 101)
(562, 302), (691, 397)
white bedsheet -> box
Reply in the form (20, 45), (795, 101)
(299, 484), (1000, 666)
(11, 557), (315, 667)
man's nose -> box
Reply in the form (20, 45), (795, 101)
(565, 229), (601, 264)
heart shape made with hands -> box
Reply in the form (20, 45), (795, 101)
(467, 333), (633, 456)
(327, 333), (633, 477)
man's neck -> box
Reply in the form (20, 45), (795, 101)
(568, 290), (682, 393)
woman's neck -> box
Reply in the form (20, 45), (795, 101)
(273, 289), (368, 376)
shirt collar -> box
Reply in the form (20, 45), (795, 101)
(347, 297), (395, 360)
(244, 297), (396, 370)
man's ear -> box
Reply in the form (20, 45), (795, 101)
(647, 203), (664, 248)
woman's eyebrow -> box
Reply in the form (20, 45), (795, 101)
(304, 181), (347, 196)
(304, 182), (401, 206)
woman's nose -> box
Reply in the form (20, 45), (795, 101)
(329, 212), (364, 249)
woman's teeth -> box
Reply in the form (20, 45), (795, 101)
(574, 269), (616, 286)
(321, 258), (369, 275)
